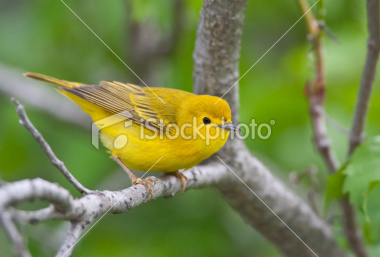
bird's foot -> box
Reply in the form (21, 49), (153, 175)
(131, 176), (156, 199)
(172, 171), (189, 193)
(113, 156), (156, 199)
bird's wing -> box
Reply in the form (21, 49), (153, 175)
(130, 87), (193, 128)
(60, 81), (156, 129)
(61, 81), (192, 131)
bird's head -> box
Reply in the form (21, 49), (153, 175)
(177, 95), (239, 143)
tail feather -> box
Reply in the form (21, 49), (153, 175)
(24, 72), (82, 88)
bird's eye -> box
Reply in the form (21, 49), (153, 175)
(203, 117), (211, 125)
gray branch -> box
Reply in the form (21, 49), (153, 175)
(0, 212), (31, 257)
(348, 0), (380, 155)
(193, 0), (343, 256)
(0, 164), (230, 256)
(192, 0), (243, 121)
(56, 222), (86, 257)
(298, 0), (367, 255)
(342, 1), (380, 256)
(9, 206), (65, 224)
(11, 99), (93, 195)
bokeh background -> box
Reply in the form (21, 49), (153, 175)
(0, 0), (379, 256)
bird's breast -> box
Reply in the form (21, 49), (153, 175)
(100, 121), (228, 172)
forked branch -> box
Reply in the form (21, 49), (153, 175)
(299, 0), (379, 256)
(193, 0), (343, 256)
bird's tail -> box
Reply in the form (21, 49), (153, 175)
(24, 72), (82, 88)
(23, 72), (118, 122)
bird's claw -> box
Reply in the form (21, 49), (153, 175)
(132, 177), (156, 199)
(172, 171), (189, 193)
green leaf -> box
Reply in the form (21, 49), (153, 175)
(324, 136), (380, 218)
(362, 181), (380, 222)
(342, 136), (380, 217)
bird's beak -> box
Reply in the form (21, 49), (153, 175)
(219, 122), (241, 132)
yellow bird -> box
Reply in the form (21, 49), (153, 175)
(25, 73), (239, 195)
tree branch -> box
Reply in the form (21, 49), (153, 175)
(192, 0), (243, 121)
(299, 0), (339, 173)
(56, 221), (86, 257)
(299, 0), (372, 256)
(11, 98), (93, 195)
(0, 212), (31, 257)
(348, 0), (380, 155)
(9, 206), (65, 224)
(0, 162), (230, 221)
(193, 0), (344, 256)
(0, 164), (232, 255)
(217, 142), (344, 257)
(344, 1), (380, 256)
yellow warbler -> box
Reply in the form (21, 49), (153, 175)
(25, 73), (238, 195)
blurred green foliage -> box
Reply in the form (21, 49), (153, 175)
(326, 137), (380, 247)
(0, 0), (379, 256)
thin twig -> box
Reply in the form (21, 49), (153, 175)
(9, 206), (66, 224)
(11, 98), (94, 195)
(289, 166), (320, 215)
(348, 0), (380, 155)
(307, 100), (340, 172)
(340, 199), (367, 257)
(298, 0), (368, 256)
(341, 1), (380, 257)
(300, 0), (339, 173)
(0, 212), (31, 257)
(325, 112), (349, 135)
(56, 221), (86, 257)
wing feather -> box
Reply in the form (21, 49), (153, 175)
(130, 87), (193, 128)
(60, 82), (193, 131)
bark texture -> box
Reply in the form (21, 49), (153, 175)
(192, 0), (344, 256)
